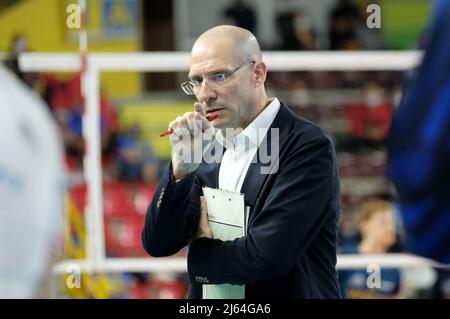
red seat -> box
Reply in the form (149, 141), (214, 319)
(68, 181), (158, 257)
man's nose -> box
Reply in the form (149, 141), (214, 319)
(196, 81), (216, 103)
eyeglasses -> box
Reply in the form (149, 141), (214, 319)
(181, 60), (256, 95)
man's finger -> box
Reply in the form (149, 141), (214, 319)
(193, 111), (211, 134)
(200, 196), (208, 224)
(194, 102), (206, 117)
(195, 196), (213, 239)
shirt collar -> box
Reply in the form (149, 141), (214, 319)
(215, 97), (280, 152)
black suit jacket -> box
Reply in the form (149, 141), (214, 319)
(142, 102), (341, 298)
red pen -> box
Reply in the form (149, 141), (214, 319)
(159, 113), (219, 137)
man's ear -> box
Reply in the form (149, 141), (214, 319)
(254, 61), (267, 86)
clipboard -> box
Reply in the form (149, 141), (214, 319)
(201, 186), (246, 299)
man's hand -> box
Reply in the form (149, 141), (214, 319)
(193, 196), (213, 240)
(169, 102), (212, 180)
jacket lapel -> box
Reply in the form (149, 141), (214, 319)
(197, 140), (225, 188)
(240, 103), (295, 208)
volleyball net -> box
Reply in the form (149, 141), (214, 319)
(20, 51), (446, 278)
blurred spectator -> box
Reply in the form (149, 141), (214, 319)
(387, 0), (450, 265)
(116, 123), (159, 184)
(129, 273), (151, 299)
(41, 72), (118, 177)
(289, 78), (311, 107)
(221, 0), (256, 33)
(346, 81), (392, 150)
(339, 199), (403, 299)
(147, 273), (187, 299)
(328, 0), (359, 50)
(127, 272), (187, 299)
(275, 12), (299, 50)
(328, 0), (382, 50)
(275, 10), (317, 50)
(0, 66), (65, 298)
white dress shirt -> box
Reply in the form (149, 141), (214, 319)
(217, 98), (280, 193)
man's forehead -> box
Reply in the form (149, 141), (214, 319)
(189, 38), (238, 74)
(189, 59), (228, 76)
(189, 53), (234, 77)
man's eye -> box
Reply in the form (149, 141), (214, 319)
(189, 79), (201, 86)
(210, 73), (228, 82)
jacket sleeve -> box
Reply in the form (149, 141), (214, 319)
(187, 132), (339, 285)
(141, 164), (202, 257)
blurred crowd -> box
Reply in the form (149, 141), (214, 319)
(222, 0), (384, 51)
(4, 34), (160, 187)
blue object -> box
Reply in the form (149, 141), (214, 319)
(388, 0), (450, 264)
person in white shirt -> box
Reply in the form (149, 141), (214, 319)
(0, 66), (65, 298)
(142, 25), (341, 299)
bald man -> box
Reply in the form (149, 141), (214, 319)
(142, 26), (341, 299)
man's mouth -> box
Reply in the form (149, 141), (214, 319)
(206, 108), (224, 114)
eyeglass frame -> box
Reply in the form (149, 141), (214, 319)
(180, 60), (256, 95)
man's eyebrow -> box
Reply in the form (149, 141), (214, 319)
(188, 71), (202, 80)
(189, 67), (230, 80)
(209, 68), (229, 75)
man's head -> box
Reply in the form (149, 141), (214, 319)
(186, 25), (268, 130)
(357, 199), (397, 251)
